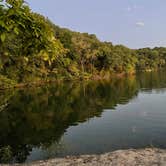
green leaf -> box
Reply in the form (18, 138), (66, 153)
(0, 20), (5, 28)
(0, 33), (6, 42)
(14, 27), (19, 35)
(7, 8), (15, 16)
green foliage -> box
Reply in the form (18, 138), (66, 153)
(0, 146), (13, 163)
(0, 0), (166, 87)
(0, 75), (16, 89)
(0, 0), (66, 83)
(136, 47), (166, 70)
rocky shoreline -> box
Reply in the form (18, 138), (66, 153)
(2, 148), (166, 166)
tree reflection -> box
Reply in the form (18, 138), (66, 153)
(0, 71), (166, 163)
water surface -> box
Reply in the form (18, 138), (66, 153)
(0, 71), (166, 163)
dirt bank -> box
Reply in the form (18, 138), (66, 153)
(2, 148), (166, 166)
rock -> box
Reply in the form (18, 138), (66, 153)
(2, 148), (166, 166)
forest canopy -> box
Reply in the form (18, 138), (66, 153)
(0, 0), (166, 88)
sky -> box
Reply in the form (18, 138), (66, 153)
(27, 0), (166, 49)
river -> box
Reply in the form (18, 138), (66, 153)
(0, 71), (166, 163)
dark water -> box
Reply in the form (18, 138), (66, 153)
(0, 71), (166, 163)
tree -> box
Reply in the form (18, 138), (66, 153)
(0, 0), (66, 82)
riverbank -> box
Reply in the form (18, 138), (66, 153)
(2, 148), (166, 166)
(0, 71), (135, 90)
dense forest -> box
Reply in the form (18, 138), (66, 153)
(0, 0), (166, 89)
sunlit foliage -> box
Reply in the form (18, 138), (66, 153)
(0, 0), (166, 88)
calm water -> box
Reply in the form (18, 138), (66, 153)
(0, 71), (166, 163)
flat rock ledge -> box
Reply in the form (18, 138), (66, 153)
(3, 148), (166, 166)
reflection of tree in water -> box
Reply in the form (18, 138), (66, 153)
(0, 71), (166, 163)
(0, 90), (15, 112)
(137, 70), (166, 91)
